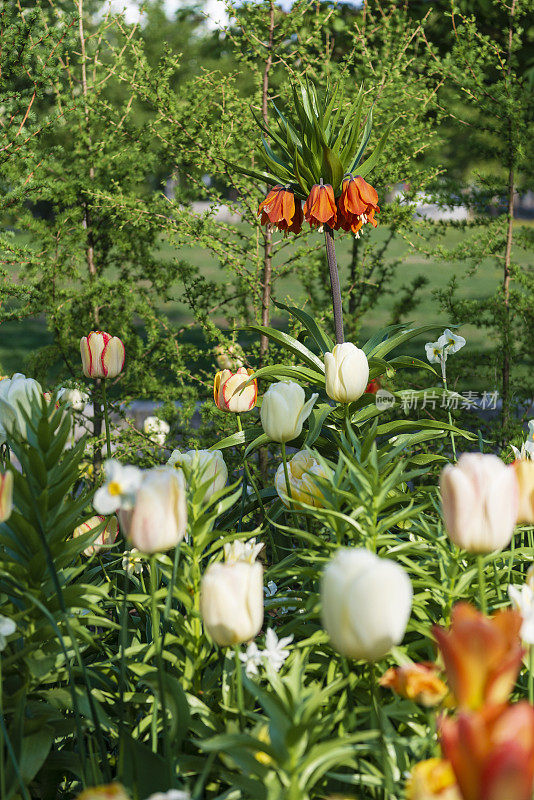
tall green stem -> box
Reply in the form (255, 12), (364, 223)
(233, 645), (245, 723)
(441, 359), (457, 462)
(102, 380), (112, 459)
(281, 442), (293, 508)
(324, 225), (344, 344)
(370, 662), (393, 799)
(150, 556), (172, 779)
(477, 554), (488, 614)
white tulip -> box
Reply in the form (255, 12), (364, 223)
(260, 381), (318, 443)
(167, 448), (227, 503)
(324, 343), (369, 403)
(0, 373), (43, 443)
(321, 548), (412, 661)
(440, 453), (518, 553)
(127, 467), (187, 553)
(143, 416), (170, 446)
(200, 560), (263, 646)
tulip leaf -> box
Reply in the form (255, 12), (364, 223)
(244, 324), (325, 372)
(274, 300), (334, 354)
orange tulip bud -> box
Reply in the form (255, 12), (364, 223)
(258, 186), (303, 234)
(303, 183), (337, 228)
(213, 367), (257, 413)
(433, 602), (523, 710)
(406, 758), (461, 800)
(380, 662), (448, 707)
(80, 331), (125, 379)
(441, 702), (534, 800)
(513, 460), (534, 524)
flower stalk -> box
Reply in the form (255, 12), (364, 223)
(324, 225), (344, 344)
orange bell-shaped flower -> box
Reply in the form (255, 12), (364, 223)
(258, 186), (303, 234)
(303, 183), (337, 228)
(441, 702), (534, 800)
(433, 602), (523, 710)
(337, 175), (380, 235)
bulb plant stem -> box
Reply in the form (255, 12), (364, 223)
(440, 358), (457, 462)
(477, 554), (488, 615)
(102, 380), (112, 459)
(149, 555), (172, 781)
(324, 225), (344, 345)
(233, 645), (245, 723)
(281, 441), (293, 509)
(370, 662), (393, 800)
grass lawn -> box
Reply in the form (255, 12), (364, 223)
(0, 220), (529, 377)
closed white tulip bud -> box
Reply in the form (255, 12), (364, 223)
(321, 548), (412, 661)
(127, 468), (187, 553)
(0, 373), (43, 443)
(324, 343), (369, 403)
(167, 448), (227, 503)
(260, 381), (318, 443)
(200, 560), (264, 646)
(440, 453), (519, 553)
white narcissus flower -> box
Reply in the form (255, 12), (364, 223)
(438, 328), (466, 355)
(58, 387), (89, 412)
(262, 628), (293, 672)
(127, 468), (187, 553)
(440, 453), (519, 553)
(0, 373), (43, 443)
(324, 342), (369, 403)
(93, 460), (142, 515)
(122, 548), (144, 575)
(143, 416), (170, 446)
(511, 420), (534, 461)
(239, 641), (263, 676)
(167, 448), (227, 503)
(321, 548), (412, 661)
(0, 615), (16, 651)
(223, 537), (264, 564)
(425, 341), (444, 365)
(260, 381), (318, 443)
(200, 559), (263, 646)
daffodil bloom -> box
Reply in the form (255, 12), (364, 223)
(437, 328), (466, 355)
(511, 420), (534, 461)
(425, 341), (444, 365)
(93, 459), (142, 515)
